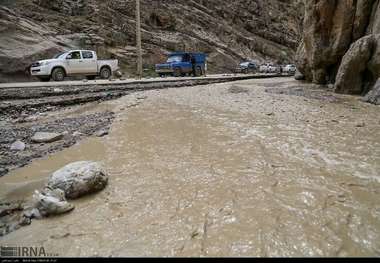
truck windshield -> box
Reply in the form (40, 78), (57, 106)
(53, 52), (66, 59)
(167, 55), (183, 63)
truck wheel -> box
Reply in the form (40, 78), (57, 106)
(243, 68), (249, 74)
(173, 68), (181, 77)
(195, 67), (202, 77)
(52, 68), (65, 81)
(100, 67), (111, 79)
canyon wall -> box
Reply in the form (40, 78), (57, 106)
(296, 0), (380, 103)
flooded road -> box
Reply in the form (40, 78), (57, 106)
(1, 77), (380, 257)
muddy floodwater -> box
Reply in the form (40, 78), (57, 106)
(1, 78), (380, 257)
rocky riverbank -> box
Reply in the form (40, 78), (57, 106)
(0, 106), (115, 177)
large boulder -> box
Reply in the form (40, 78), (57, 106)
(334, 35), (376, 94)
(47, 161), (108, 199)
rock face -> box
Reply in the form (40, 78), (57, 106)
(33, 0), (87, 16)
(0, 0), (303, 81)
(0, 6), (82, 82)
(296, 0), (380, 101)
(31, 132), (64, 143)
(334, 35), (378, 95)
(47, 161), (108, 199)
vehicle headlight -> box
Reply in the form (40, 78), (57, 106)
(40, 61), (51, 66)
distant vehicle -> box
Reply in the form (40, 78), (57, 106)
(30, 50), (119, 82)
(155, 52), (207, 77)
(259, 63), (278, 74)
(283, 64), (297, 75)
(235, 61), (258, 74)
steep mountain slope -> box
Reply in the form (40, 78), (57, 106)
(0, 0), (303, 81)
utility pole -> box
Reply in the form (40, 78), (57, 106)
(136, 0), (143, 79)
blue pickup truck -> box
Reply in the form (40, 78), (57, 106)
(155, 52), (207, 77)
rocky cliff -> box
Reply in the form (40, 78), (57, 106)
(296, 0), (380, 104)
(0, 0), (303, 81)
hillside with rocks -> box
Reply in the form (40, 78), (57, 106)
(0, 0), (303, 82)
(296, 0), (380, 104)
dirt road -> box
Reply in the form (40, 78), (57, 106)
(1, 77), (380, 257)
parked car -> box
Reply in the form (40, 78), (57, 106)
(259, 63), (278, 73)
(283, 64), (297, 75)
(155, 52), (207, 77)
(30, 50), (119, 81)
(235, 61), (258, 74)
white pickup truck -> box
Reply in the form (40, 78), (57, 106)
(30, 50), (119, 81)
(259, 63), (279, 74)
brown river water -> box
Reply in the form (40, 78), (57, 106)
(1, 78), (380, 257)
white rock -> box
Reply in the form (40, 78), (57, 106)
(73, 131), (83, 137)
(47, 161), (108, 199)
(95, 130), (108, 137)
(33, 188), (74, 217)
(24, 116), (38, 122)
(31, 132), (63, 143)
(10, 140), (26, 151)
